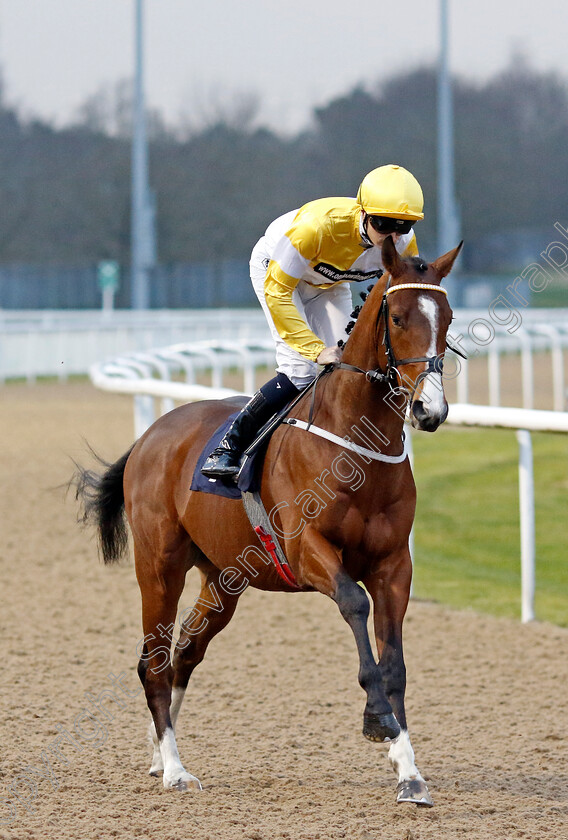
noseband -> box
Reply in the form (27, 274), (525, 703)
(338, 281), (453, 395)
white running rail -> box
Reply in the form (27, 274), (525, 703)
(449, 318), (568, 411)
(0, 309), (272, 384)
(2, 309), (568, 412)
(445, 404), (568, 622)
(90, 338), (275, 439)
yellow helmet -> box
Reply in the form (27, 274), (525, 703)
(356, 164), (424, 220)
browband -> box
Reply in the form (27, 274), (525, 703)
(385, 283), (448, 297)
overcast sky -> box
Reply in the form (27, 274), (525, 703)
(1, 0), (567, 133)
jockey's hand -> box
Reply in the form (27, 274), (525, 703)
(317, 345), (343, 366)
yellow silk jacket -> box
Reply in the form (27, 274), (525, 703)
(262, 197), (418, 360)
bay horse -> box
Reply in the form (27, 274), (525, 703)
(74, 236), (462, 806)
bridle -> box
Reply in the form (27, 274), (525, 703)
(241, 276), (465, 473)
(336, 279), (464, 398)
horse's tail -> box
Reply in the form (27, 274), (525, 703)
(72, 445), (135, 565)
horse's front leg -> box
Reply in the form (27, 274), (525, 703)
(364, 555), (433, 807)
(299, 526), (400, 743)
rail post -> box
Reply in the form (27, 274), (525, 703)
(516, 429), (535, 622)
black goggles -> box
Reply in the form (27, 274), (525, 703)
(368, 215), (415, 235)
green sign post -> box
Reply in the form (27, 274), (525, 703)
(97, 261), (120, 311)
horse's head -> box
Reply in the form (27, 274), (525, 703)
(376, 235), (462, 432)
(341, 236), (462, 432)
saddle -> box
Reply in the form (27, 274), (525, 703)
(190, 369), (324, 498)
(190, 370), (333, 585)
(189, 408), (287, 499)
(190, 401), (305, 588)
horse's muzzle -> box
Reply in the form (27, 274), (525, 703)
(410, 399), (448, 432)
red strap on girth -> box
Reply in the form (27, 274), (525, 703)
(254, 526), (300, 589)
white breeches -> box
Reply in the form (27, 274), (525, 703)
(250, 237), (353, 388)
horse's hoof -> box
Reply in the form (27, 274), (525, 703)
(172, 778), (202, 792)
(164, 773), (203, 792)
(149, 758), (164, 777)
(396, 779), (434, 807)
(362, 712), (401, 742)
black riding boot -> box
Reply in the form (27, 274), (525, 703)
(201, 373), (300, 479)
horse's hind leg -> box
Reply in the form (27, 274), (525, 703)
(138, 547), (241, 791)
(135, 537), (202, 792)
(170, 559), (241, 732)
(364, 557), (433, 807)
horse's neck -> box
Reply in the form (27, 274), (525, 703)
(316, 332), (404, 455)
(317, 371), (406, 457)
(304, 280), (404, 455)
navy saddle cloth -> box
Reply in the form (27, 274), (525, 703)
(190, 413), (264, 500)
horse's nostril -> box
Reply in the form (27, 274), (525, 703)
(412, 400), (427, 420)
(412, 400), (448, 432)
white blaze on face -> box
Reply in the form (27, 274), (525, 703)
(417, 295), (444, 413)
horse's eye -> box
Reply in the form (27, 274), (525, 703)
(391, 315), (402, 327)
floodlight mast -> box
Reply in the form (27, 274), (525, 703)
(131, 0), (156, 310)
(437, 0), (460, 257)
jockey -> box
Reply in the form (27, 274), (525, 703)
(201, 163), (424, 479)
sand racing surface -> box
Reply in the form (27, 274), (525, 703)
(1, 382), (567, 840)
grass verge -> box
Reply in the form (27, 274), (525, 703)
(411, 425), (568, 626)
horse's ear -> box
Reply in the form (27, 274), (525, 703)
(431, 241), (464, 280)
(381, 235), (406, 277)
